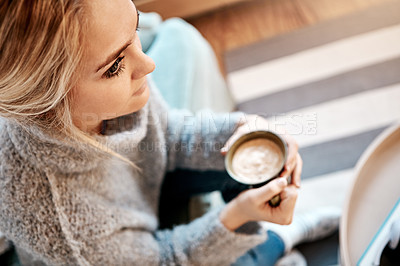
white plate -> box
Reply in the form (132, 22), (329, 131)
(340, 124), (400, 265)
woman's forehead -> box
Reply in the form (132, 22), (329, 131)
(82, 0), (137, 68)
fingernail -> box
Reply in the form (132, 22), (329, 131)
(221, 147), (228, 153)
(280, 173), (289, 180)
(277, 177), (287, 186)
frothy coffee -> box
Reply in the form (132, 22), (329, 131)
(232, 138), (284, 184)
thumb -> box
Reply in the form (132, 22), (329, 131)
(252, 177), (287, 203)
(221, 134), (242, 155)
(221, 126), (250, 155)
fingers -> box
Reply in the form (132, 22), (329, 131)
(279, 134), (302, 187)
(232, 178), (298, 226)
(279, 165), (291, 179)
(280, 185), (298, 202)
(220, 139), (236, 155)
(251, 177), (287, 204)
(275, 185), (298, 225)
(285, 134), (298, 158)
(279, 156), (296, 180)
(221, 114), (270, 155)
(292, 154), (302, 188)
(280, 141), (296, 176)
(220, 126), (249, 155)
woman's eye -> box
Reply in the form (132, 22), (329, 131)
(104, 56), (125, 79)
(136, 12), (140, 31)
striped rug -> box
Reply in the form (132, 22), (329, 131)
(226, 0), (400, 182)
(225, 1), (400, 265)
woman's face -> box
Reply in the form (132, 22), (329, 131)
(71, 0), (155, 133)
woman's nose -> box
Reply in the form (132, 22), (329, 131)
(130, 40), (156, 80)
(141, 53), (156, 77)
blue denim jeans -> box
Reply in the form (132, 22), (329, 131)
(233, 230), (285, 266)
(159, 169), (285, 266)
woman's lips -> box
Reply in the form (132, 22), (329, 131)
(132, 81), (147, 96)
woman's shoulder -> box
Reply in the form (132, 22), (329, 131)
(0, 119), (48, 191)
(0, 120), (67, 263)
(0, 157), (72, 265)
(0, 118), (32, 166)
(0, 118), (21, 166)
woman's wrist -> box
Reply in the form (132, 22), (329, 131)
(219, 200), (248, 231)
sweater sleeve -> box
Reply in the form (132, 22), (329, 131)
(80, 208), (267, 266)
(154, 207), (267, 266)
(166, 108), (245, 171)
(0, 166), (267, 266)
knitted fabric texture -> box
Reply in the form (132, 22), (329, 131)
(0, 84), (266, 265)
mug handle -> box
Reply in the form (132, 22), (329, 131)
(268, 174), (291, 207)
(269, 195), (281, 207)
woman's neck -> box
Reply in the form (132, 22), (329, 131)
(74, 118), (103, 135)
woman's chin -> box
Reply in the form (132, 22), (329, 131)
(128, 85), (150, 114)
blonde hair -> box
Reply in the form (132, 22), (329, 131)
(0, 0), (136, 167)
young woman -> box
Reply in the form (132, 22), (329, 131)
(0, 0), (310, 265)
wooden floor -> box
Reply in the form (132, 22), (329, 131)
(187, 0), (395, 74)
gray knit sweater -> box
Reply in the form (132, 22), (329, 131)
(0, 86), (266, 265)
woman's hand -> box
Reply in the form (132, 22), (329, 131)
(219, 114), (302, 231)
(221, 115), (302, 188)
(219, 177), (298, 231)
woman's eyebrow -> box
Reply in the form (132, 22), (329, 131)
(96, 9), (139, 73)
(96, 40), (132, 72)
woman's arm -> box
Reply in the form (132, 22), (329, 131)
(0, 164), (265, 266)
(3, 199), (267, 265)
(82, 208), (266, 266)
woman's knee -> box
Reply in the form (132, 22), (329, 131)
(154, 18), (211, 54)
(160, 18), (200, 39)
